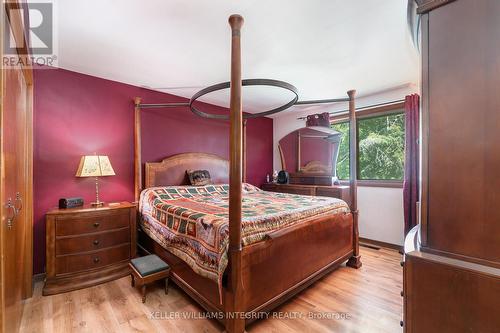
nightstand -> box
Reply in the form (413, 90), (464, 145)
(43, 202), (136, 295)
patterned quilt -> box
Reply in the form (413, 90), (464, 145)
(139, 183), (349, 297)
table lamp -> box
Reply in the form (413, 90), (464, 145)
(75, 155), (115, 207)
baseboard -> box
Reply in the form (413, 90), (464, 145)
(360, 237), (403, 252)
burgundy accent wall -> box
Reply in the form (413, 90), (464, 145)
(33, 68), (273, 274)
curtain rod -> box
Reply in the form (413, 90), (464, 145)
(296, 99), (405, 120)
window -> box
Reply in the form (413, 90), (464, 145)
(331, 121), (350, 180)
(358, 112), (405, 180)
(331, 110), (405, 182)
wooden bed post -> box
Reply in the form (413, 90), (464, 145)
(243, 119), (247, 183)
(226, 14), (246, 333)
(346, 90), (362, 269)
(134, 97), (142, 203)
(278, 143), (287, 171)
(297, 130), (301, 172)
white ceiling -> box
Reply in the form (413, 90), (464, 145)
(42, 0), (419, 115)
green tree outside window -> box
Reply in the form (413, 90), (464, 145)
(331, 112), (405, 181)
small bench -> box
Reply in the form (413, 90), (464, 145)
(129, 254), (171, 303)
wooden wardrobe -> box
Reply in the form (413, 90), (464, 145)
(0, 2), (34, 333)
(403, 0), (500, 332)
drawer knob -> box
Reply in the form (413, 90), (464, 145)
(93, 239), (100, 246)
(400, 290), (404, 297)
(93, 222), (100, 228)
(93, 257), (100, 263)
(400, 320), (404, 327)
(400, 261), (404, 267)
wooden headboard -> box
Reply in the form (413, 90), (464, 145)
(144, 152), (229, 188)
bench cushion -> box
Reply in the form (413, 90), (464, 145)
(131, 255), (169, 276)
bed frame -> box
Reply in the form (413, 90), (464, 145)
(132, 15), (361, 333)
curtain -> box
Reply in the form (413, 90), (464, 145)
(306, 112), (330, 127)
(403, 94), (420, 235)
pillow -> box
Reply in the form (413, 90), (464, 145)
(186, 169), (212, 186)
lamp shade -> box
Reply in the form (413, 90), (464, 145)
(75, 155), (115, 177)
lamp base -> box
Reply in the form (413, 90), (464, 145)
(91, 201), (105, 207)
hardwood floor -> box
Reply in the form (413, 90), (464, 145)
(20, 247), (402, 333)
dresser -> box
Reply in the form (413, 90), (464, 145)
(261, 183), (351, 207)
(43, 202), (136, 295)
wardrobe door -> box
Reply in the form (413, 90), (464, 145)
(422, 0), (500, 266)
(0, 2), (33, 332)
(0, 65), (28, 333)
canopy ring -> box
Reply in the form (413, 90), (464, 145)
(189, 78), (299, 119)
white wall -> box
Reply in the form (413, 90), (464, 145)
(272, 84), (417, 246)
(358, 186), (405, 246)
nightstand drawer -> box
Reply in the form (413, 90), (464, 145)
(56, 227), (130, 255)
(55, 210), (129, 236)
(55, 243), (130, 275)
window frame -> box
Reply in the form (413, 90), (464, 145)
(331, 102), (405, 188)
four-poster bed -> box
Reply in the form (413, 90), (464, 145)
(132, 15), (360, 333)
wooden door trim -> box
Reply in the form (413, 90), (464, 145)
(23, 83), (33, 299)
(4, 1), (33, 85)
(419, 13), (429, 247)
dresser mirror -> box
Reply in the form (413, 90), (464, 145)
(278, 126), (342, 184)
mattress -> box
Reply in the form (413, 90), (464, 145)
(139, 183), (349, 291)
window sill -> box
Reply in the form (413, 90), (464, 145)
(339, 180), (403, 188)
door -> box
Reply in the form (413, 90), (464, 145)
(1, 65), (28, 333)
(0, 1), (33, 332)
